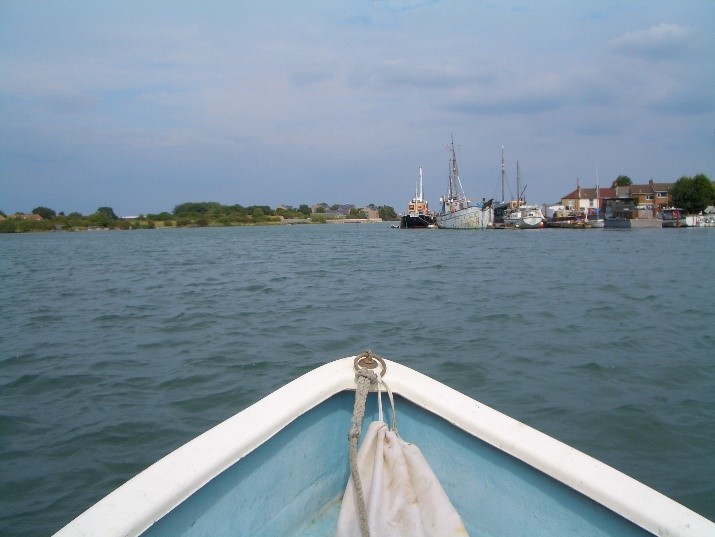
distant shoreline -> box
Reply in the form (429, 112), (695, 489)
(0, 217), (390, 234)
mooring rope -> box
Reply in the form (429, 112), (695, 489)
(348, 352), (399, 537)
(348, 368), (375, 537)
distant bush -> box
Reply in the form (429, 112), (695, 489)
(0, 219), (54, 233)
(0, 219), (18, 233)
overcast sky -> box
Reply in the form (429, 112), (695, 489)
(1, 1), (713, 216)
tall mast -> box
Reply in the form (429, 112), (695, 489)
(419, 166), (423, 202)
(448, 134), (459, 200)
(516, 161), (521, 204)
(500, 145), (506, 202)
(595, 162), (600, 216)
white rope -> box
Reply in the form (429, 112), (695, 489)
(376, 373), (397, 433)
(348, 369), (375, 537)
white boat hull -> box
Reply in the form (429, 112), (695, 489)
(436, 206), (492, 229)
(504, 205), (545, 229)
(664, 215), (715, 227)
(518, 215), (545, 228)
(55, 357), (713, 537)
(692, 215), (715, 227)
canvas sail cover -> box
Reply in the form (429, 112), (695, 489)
(336, 420), (468, 537)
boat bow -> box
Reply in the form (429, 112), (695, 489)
(55, 356), (713, 537)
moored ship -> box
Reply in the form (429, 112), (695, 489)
(399, 166), (436, 228)
(435, 135), (493, 229)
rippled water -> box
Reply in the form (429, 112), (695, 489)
(1, 225), (713, 535)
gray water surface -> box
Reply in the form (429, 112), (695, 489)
(1, 225), (713, 535)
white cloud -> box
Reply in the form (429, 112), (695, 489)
(608, 23), (693, 60)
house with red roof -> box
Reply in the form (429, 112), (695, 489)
(560, 186), (616, 217)
(620, 180), (673, 213)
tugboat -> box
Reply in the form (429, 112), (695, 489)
(399, 166), (436, 228)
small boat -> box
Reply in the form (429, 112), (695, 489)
(661, 207), (688, 228)
(399, 166), (436, 228)
(501, 162), (545, 229)
(590, 171), (605, 227)
(55, 354), (713, 536)
(589, 215), (605, 228)
(504, 203), (546, 229)
(435, 135), (493, 229)
(546, 208), (590, 229)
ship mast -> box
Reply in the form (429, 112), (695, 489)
(595, 162), (600, 216)
(419, 166), (424, 202)
(516, 161), (521, 205)
(500, 145), (506, 202)
(448, 134), (459, 201)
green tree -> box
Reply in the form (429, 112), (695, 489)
(670, 174), (714, 214)
(298, 204), (311, 216)
(347, 208), (367, 219)
(612, 175), (632, 188)
(378, 206), (398, 220)
(147, 211), (173, 221)
(88, 212), (113, 227)
(32, 206), (56, 219)
(173, 202), (222, 218)
(96, 207), (119, 220)
(248, 205), (272, 217)
(228, 203), (245, 212)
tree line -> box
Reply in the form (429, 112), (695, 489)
(0, 202), (399, 233)
(3, 174), (711, 233)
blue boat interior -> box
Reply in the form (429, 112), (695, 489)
(144, 391), (652, 536)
